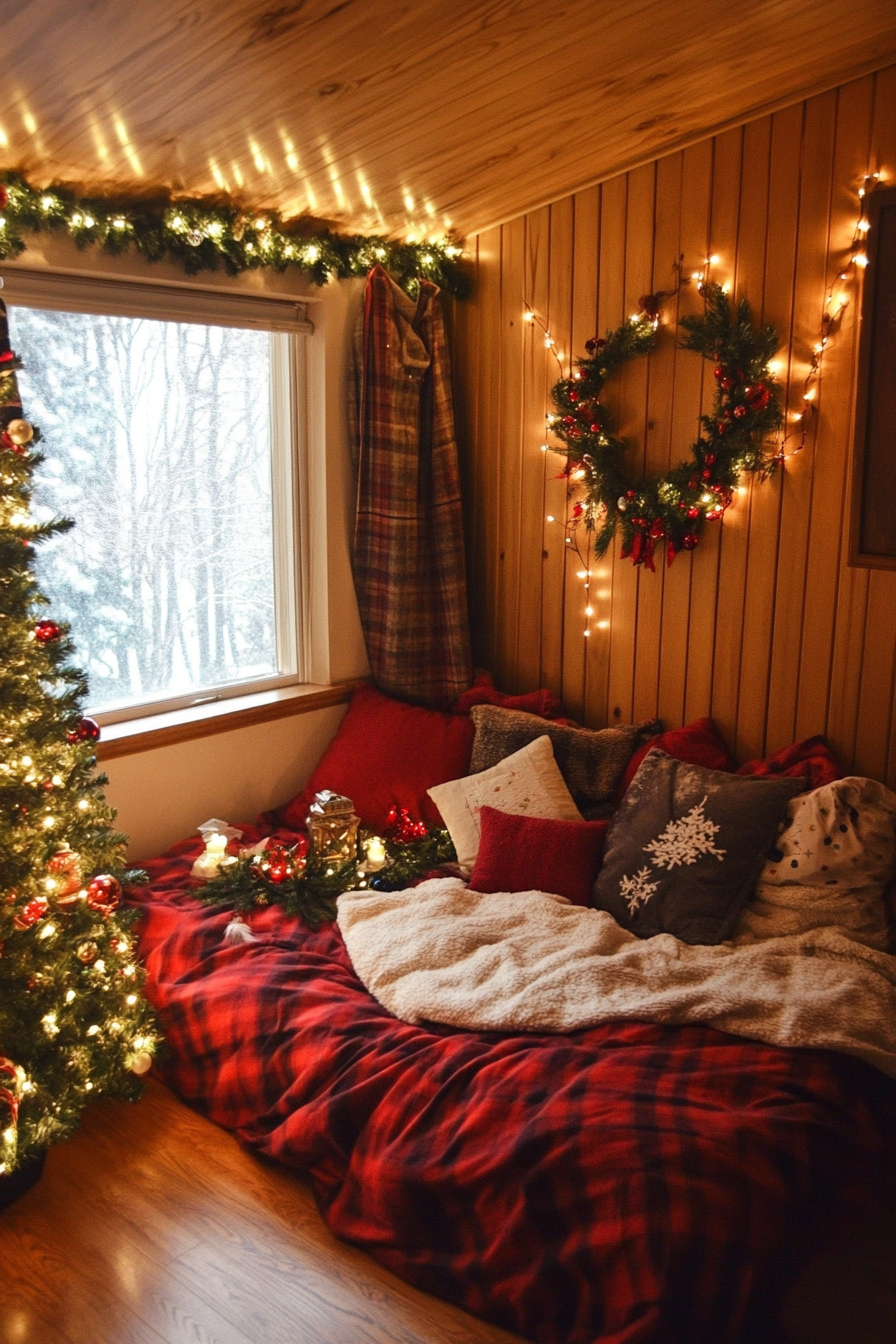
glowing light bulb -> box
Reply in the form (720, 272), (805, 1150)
(546, 514), (555, 523)
(597, 620), (610, 630)
(853, 253), (869, 267)
(43, 816), (56, 828)
(543, 335), (553, 348)
(126, 994), (137, 1005)
(39, 923), (56, 939)
(701, 493), (712, 503)
(77, 799), (89, 810)
(708, 254), (720, 265)
(66, 989), (76, 1003)
(524, 310), (534, 322)
(857, 219), (870, 233)
(87, 1025), (99, 1036)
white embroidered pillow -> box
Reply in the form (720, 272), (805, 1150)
(427, 735), (582, 871)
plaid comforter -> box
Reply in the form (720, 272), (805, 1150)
(136, 832), (896, 1344)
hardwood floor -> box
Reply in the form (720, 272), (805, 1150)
(0, 1078), (521, 1344)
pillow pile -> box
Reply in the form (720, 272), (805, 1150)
(428, 735), (582, 870)
(470, 705), (652, 818)
(735, 775), (896, 949)
(593, 749), (806, 944)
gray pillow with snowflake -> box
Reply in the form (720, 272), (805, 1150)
(592, 749), (806, 944)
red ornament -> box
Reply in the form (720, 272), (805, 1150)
(733, 405), (747, 418)
(649, 518), (665, 540)
(589, 422), (601, 433)
(34, 619), (61, 643)
(568, 391), (579, 403)
(688, 478), (698, 490)
(48, 845), (83, 897)
(562, 415), (576, 427)
(713, 365), (723, 379)
(720, 376), (734, 391)
(67, 717), (101, 744)
(682, 533), (700, 551)
(85, 874), (122, 914)
(572, 502), (584, 519)
(717, 421), (728, 434)
(687, 506), (700, 519)
(15, 897), (48, 929)
(258, 846), (295, 884)
(702, 469), (712, 480)
(626, 489), (637, 500)
(705, 453), (716, 466)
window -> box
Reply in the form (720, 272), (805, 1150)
(6, 271), (312, 723)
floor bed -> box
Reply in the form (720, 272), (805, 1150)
(132, 830), (896, 1344)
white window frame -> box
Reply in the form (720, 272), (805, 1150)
(3, 267), (314, 726)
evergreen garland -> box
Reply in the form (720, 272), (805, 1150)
(197, 826), (457, 922)
(552, 283), (783, 568)
(0, 171), (469, 299)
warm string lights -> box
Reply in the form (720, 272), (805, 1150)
(524, 302), (609, 639)
(775, 172), (881, 460)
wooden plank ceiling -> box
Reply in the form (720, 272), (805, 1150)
(2, 1), (895, 241)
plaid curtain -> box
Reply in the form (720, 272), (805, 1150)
(352, 265), (472, 708)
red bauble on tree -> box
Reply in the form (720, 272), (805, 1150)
(47, 845), (83, 898)
(14, 897), (48, 929)
(34, 619), (61, 643)
(67, 717), (101, 744)
(85, 874), (122, 914)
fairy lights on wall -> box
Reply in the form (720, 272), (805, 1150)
(524, 170), (885, 641)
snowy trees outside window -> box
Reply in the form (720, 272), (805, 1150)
(9, 306), (279, 713)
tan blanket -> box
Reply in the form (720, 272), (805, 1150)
(337, 878), (896, 1078)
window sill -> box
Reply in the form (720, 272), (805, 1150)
(95, 681), (360, 761)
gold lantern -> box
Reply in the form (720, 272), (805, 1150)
(305, 791), (360, 866)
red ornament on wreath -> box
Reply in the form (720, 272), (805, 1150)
(85, 874), (122, 914)
(34, 619), (61, 643)
(256, 845), (297, 884)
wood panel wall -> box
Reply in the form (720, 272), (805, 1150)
(452, 64), (896, 787)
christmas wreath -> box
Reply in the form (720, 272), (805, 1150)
(551, 282), (783, 569)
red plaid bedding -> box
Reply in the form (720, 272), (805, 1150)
(136, 832), (896, 1344)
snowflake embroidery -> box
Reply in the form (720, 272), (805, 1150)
(642, 796), (726, 870)
(619, 866), (659, 915)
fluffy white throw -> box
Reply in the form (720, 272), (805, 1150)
(337, 878), (896, 1078)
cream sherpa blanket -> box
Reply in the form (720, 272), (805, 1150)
(337, 878), (896, 1078)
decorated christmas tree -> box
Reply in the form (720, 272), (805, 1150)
(0, 297), (158, 1189)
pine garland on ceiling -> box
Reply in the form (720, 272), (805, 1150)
(0, 171), (470, 298)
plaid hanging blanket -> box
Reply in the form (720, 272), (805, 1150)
(353, 265), (472, 708)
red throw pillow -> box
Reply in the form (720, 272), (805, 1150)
(620, 716), (736, 795)
(469, 806), (609, 907)
(270, 684), (474, 830)
(452, 670), (572, 721)
(736, 735), (843, 790)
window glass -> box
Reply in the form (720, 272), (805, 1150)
(9, 306), (283, 714)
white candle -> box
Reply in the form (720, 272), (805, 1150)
(191, 832), (229, 881)
(365, 837), (386, 871)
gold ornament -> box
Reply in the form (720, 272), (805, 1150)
(6, 419), (34, 446)
(77, 940), (98, 964)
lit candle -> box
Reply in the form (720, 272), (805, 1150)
(191, 832), (229, 882)
(364, 837), (387, 871)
